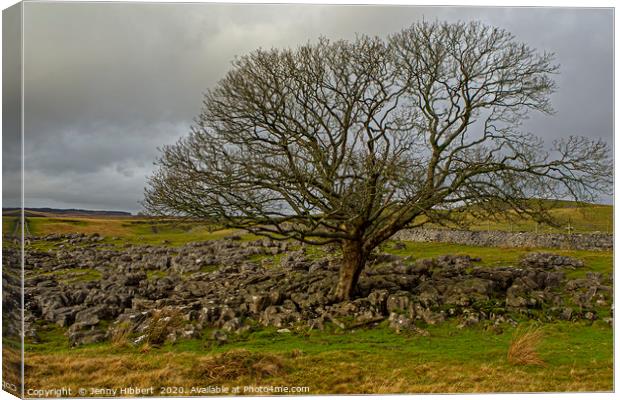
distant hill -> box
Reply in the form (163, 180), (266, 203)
(2, 208), (132, 217)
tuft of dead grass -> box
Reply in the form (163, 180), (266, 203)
(290, 348), (304, 358)
(110, 321), (133, 348)
(139, 343), (152, 354)
(143, 308), (184, 346)
(507, 326), (545, 366)
(195, 349), (287, 383)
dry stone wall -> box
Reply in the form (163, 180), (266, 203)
(393, 228), (613, 251)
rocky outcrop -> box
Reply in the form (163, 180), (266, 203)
(393, 228), (613, 251)
(2, 245), (23, 340)
(22, 234), (613, 347)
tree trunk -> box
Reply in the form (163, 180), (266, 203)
(335, 240), (367, 301)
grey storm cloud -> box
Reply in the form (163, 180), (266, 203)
(11, 3), (614, 212)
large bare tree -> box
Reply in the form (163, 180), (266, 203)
(144, 21), (611, 301)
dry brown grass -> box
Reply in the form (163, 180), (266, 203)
(32, 217), (132, 236)
(109, 322), (133, 348)
(2, 345), (22, 396)
(290, 348), (304, 358)
(142, 308), (184, 346)
(140, 343), (152, 354)
(22, 349), (612, 394)
(507, 326), (545, 366)
(195, 349), (287, 383)
(24, 353), (185, 390)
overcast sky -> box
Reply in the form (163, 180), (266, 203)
(8, 3), (614, 212)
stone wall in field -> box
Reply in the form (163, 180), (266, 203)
(392, 228), (613, 251)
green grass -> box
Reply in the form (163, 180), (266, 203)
(24, 320), (612, 393)
(15, 200), (613, 244)
(37, 268), (103, 284)
(117, 220), (238, 246)
(414, 203), (612, 233)
(382, 241), (612, 279)
(29, 319), (609, 362)
(27, 240), (61, 252)
(24, 216), (253, 247)
(25, 323), (70, 353)
(146, 270), (167, 280)
(2, 216), (18, 235)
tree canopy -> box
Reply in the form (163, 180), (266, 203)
(144, 21), (611, 300)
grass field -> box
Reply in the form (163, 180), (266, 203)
(6, 203), (614, 394)
(420, 202), (612, 233)
(23, 320), (612, 394)
(26, 217), (236, 244)
(3, 200), (613, 241)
